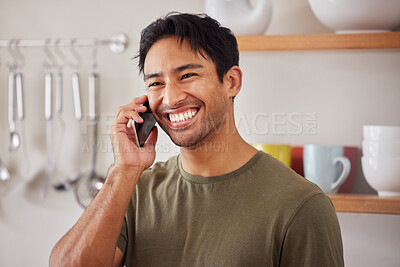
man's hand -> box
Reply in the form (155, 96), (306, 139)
(110, 95), (158, 171)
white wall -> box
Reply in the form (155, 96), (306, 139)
(0, 0), (399, 266)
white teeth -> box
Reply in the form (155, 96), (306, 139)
(169, 110), (197, 123)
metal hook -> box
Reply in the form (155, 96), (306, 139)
(13, 40), (26, 69)
(7, 39), (18, 70)
(43, 39), (57, 71)
(69, 39), (82, 69)
(55, 39), (76, 70)
(92, 39), (98, 71)
(7, 40), (25, 71)
(53, 39), (66, 71)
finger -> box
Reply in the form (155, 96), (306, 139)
(144, 126), (158, 147)
(132, 95), (148, 104)
(115, 103), (147, 119)
(115, 110), (144, 125)
(115, 95), (148, 118)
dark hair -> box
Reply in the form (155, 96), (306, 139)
(136, 12), (239, 82)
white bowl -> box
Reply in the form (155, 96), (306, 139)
(363, 125), (400, 141)
(308, 0), (400, 33)
(362, 140), (400, 157)
(361, 156), (400, 197)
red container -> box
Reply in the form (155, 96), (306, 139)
(291, 146), (304, 176)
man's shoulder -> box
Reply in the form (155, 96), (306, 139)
(252, 151), (326, 209)
(254, 151), (321, 192)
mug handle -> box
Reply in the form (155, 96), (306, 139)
(331, 156), (351, 192)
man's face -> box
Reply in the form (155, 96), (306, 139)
(144, 37), (232, 147)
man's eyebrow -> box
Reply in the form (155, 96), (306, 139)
(174, 63), (204, 73)
(144, 73), (161, 81)
(144, 64), (204, 81)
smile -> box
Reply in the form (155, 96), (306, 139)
(169, 109), (197, 122)
(162, 105), (200, 127)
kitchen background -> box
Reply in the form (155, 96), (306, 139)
(0, 0), (399, 266)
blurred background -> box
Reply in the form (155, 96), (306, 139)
(0, 0), (399, 266)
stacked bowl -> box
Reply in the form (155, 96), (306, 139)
(362, 125), (400, 197)
(308, 0), (400, 33)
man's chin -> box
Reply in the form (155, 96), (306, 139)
(168, 131), (209, 148)
(169, 136), (199, 148)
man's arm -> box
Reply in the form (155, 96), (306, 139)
(49, 166), (142, 266)
(49, 95), (158, 266)
(279, 193), (344, 267)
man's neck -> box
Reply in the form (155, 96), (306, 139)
(180, 127), (258, 177)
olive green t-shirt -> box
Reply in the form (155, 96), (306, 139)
(117, 151), (344, 267)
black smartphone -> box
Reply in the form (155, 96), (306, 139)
(133, 100), (157, 147)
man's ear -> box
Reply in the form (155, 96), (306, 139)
(223, 66), (242, 99)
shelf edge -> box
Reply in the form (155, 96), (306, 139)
(329, 194), (400, 215)
(237, 32), (400, 51)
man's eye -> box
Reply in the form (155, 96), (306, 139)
(148, 82), (162, 88)
(181, 73), (196, 80)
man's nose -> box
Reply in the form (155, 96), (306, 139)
(162, 80), (187, 107)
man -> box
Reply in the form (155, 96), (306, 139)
(50, 13), (344, 267)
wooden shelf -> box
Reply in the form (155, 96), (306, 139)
(329, 194), (400, 215)
(236, 32), (400, 51)
(238, 34), (400, 214)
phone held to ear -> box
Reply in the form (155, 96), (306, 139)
(128, 100), (157, 147)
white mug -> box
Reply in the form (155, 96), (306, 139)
(303, 145), (351, 194)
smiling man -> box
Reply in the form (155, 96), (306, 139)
(50, 13), (344, 267)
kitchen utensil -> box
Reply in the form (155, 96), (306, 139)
(308, 0), (400, 33)
(74, 73), (105, 208)
(74, 119), (105, 208)
(15, 73), (24, 120)
(52, 71), (68, 188)
(8, 70), (20, 151)
(253, 143), (291, 166)
(290, 145), (358, 194)
(205, 0), (272, 35)
(53, 72), (83, 191)
(362, 157), (400, 197)
(16, 71), (30, 171)
(303, 145), (351, 194)
(0, 158), (11, 181)
(88, 73), (98, 121)
(361, 125), (400, 197)
(53, 173), (81, 191)
(290, 146), (304, 176)
(363, 125), (400, 141)
(72, 72), (82, 121)
(40, 72), (53, 199)
(362, 140), (400, 158)
(55, 71), (63, 115)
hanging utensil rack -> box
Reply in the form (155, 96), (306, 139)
(0, 32), (128, 54)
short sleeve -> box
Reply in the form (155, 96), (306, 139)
(117, 216), (128, 256)
(116, 196), (136, 267)
(280, 193), (344, 267)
